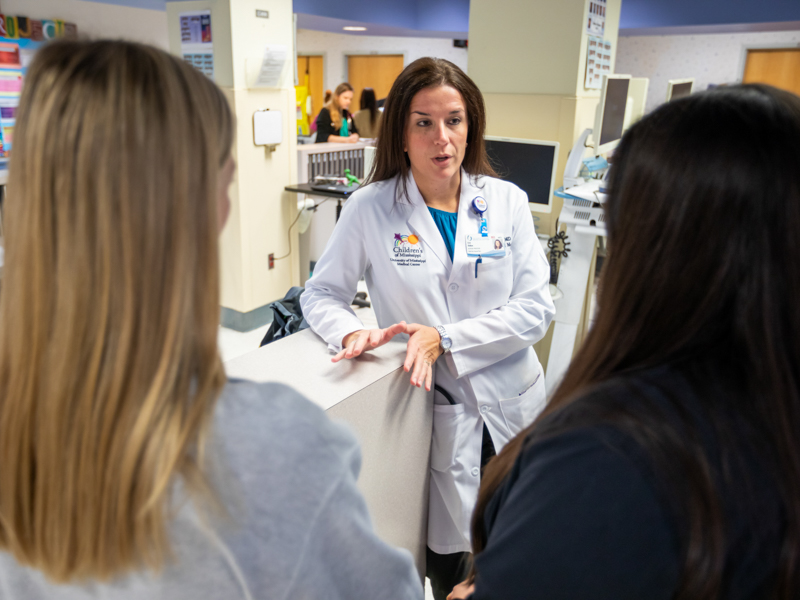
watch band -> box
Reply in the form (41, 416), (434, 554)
(435, 325), (452, 353)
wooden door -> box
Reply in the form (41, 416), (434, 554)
(347, 54), (404, 108)
(297, 55), (324, 119)
(743, 49), (800, 97)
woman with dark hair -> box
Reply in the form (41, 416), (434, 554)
(448, 84), (800, 600)
(315, 82), (360, 143)
(301, 57), (554, 599)
(309, 88), (332, 134)
(354, 87), (382, 138)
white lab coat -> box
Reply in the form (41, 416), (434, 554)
(301, 169), (555, 554)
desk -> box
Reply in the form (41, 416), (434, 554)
(284, 183), (355, 221)
(224, 328), (433, 578)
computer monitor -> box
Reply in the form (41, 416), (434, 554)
(667, 78), (694, 102)
(623, 77), (649, 131)
(484, 136), (559, 215)
(593, 74), (631, 156)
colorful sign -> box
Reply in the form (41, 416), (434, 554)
(0, 14), (77, 159)
(179, 10), (214, 80)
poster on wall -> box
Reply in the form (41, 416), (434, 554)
(0, 13), (73, 161)
(585, 36), (613, 90)
(180, 10), (214, 81)
(586, 0), (607, 37)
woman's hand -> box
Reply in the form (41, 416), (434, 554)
(332, 322), (406, 363)
(403, 323), (442, 392)
(348, 133), (360, 142)
(447, 581), (475, 600)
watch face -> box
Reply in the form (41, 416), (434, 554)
(441, 337), (452, 350)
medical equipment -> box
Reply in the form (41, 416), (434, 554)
(667, 78), (694, 102)
(593, 74), (630, 157)
(623, 77), (649, 132)
(484, 137), (559, 215)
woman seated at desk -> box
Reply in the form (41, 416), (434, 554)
(315, 82), (360, 144)
(354, 87), (382, 139)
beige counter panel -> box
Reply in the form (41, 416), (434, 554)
(224, 329), (433, 577)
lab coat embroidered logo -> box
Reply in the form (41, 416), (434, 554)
(391, 233), (426, 267)
(394, 233), (419, 246)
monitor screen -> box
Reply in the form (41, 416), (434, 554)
(599, 78), (629, 147)
(670, 82), (693, 101)
(484, 138), (557, 207)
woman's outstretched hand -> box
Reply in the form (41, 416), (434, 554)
(403, 323), (442, 392)
(332, 322), (407, 363)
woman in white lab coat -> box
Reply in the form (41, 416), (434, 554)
(300, 57), (555, 600)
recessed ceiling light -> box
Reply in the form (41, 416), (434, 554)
(343, 26), (367, 31)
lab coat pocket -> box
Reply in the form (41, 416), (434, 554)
(471, 254), (513, 315)
(431, 404), (466, 472)
(498, 372), (545, 437)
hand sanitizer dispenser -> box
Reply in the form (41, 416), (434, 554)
(253, 109), (283, 149)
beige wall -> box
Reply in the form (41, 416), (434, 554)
(296, 28), (468, 93)
(617, 28), (800, 114)
(2, 0), (169, 48)
(166, 0), (298, 315)
(469, 0), (621, 236)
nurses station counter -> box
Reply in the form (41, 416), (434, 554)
(224, 327), (433, 577)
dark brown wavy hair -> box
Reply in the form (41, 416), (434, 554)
(367, 57), (496, 198)
(472, 84), (800, 599)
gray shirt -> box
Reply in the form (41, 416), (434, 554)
(0, 380), (423, 600)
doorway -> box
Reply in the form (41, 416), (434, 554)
(742, 48), (800, 96)
(297, 55), (324, 122)
(346, 54), (405, 109)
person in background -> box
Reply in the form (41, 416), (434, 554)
(309, 88), (332, 135)
(354, 87), (382, 139)
(301, 57), (554, 600)
(448, 84), (800, 599)
(0, 39), (422, 600)
(315, 82), (359, 143)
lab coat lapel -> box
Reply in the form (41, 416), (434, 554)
(404, 172), (452, 271)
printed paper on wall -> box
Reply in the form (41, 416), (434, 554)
(586, 0), (607, 36)
(179, 10), (214, 80)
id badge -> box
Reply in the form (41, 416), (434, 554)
(466, 234), (506, 257)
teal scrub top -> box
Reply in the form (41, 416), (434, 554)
(428, 206), (458, 262)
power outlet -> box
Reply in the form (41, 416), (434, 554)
(268, 253), (275, 269)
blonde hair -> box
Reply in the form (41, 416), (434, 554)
(326, 82), (353, 130)
(0, 40), (233, 581)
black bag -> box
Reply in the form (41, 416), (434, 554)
(259, 287), (310, 347)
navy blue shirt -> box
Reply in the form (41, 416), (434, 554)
(470, 363), (784, 600)
(428, 207), (458, 262)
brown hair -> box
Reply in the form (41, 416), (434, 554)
(0, 39), (233, 581)
(367, 57), (496, 197)
(471, 84), (800, 598)
(325, 82), (353, 130)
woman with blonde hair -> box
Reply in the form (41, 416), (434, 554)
(315, 82), (360, 143)
(0, 39), (421, 599)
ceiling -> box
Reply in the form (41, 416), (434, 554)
(89, 0), (800, 37)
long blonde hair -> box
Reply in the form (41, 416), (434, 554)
(0, 40), (233, 581)
(326, 82), (353, 130)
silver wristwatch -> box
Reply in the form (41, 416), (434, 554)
(435, 325), (452, 353)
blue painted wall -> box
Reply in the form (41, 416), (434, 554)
(620, 0), (800, 29)
(80, 0), (800, 31)
(292, 0), (469, 32)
